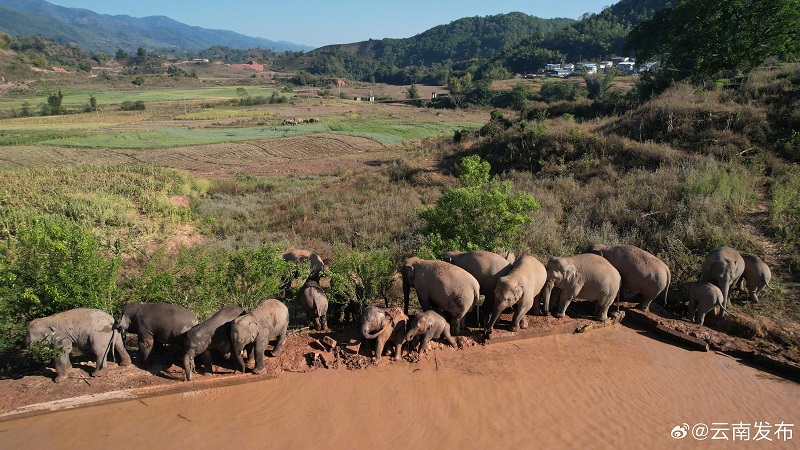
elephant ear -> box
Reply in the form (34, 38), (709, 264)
(513, 284), (524, 301)
(403, 264), (415, 283)
(387, 307), (406, 324)
(564, 264), (578, 284)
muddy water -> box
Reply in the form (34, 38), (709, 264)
(2, 326), (799, 449)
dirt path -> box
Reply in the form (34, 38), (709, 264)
(1, 326), (798, 449)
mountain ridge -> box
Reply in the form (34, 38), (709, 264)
(0, 0), (315, 53)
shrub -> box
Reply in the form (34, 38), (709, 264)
(120, 100), (146, 111)
(419, 155), (540, 254)
(0, 214), (120, 354)
(326, 246), (396, 321)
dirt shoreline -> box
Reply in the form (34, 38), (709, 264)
(1, 304), (797, 422)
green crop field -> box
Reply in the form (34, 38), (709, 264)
(38, 120), (479, 149)
(0, 85), (278, 110)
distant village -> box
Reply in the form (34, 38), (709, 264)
(532, 57), (656, 78)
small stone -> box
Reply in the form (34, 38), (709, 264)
(322, 336), (338, 349)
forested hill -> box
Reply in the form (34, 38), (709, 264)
(315, 12), (575, 68)
(536, 0), (672, 61)
(0, 0), (313, 53)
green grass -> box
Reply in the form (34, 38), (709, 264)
(175, 109), (276, 120)
(0, 129), (92, 146)
(41, 120), (481, 149)
(0, 86), (279, 111)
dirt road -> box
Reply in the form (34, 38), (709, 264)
(1, 325), (798, 449)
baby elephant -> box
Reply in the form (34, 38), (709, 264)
(361, 306), (408, 361)
(231, 299), (289, 375)
(404, 310), (456, 354)
(182, 305), (245, 381)
(683, 281), (726, 326)
(298, 273), (329, 331)
(737, 253), (772, 303)
(487, 255), (547, 336)
(119, 302), (198, 364)
(27, 308), (131, 383)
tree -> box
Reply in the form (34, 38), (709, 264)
(115, 48), (128, 60)
(626, 0), (800, 89)
(406, 83), (419, 99)
(582, 68), (617, 101)
(420, 155), (540, 252)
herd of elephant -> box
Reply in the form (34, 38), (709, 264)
(26, 245), (771, 383)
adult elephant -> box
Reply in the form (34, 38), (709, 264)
(442, 250), (512, 324)
(119, 302), (198, 364)
(402, 257), (480, 334)
(361, 306), (408, 361)
(700, 246), (745, 314)
(182, 305), (245, 381)
(737, 253), (772, 303)
(486, 255), (547, 336)
(541, 254), (621, 321)
(586, 243), (671, 312)
(230, 299), (289, 375)
(27, 308), (131, 382)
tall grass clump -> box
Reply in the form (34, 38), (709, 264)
(770, 169), (800, 270)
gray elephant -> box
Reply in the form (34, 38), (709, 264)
(404, 310), (456, 354)
(700, 246), (745, 314)
(586, 243), (671, 312)
(683, 281), (727, 326)
(541, 254), (621, 321)
(231, 299), (289, 374)
(496, 247), (517, 265)
(119, 302), (198, 364)
(361, 306), (408, 361)
(486, 255), (547, 336)
(737, 253), (772, 303)
(283, 249), (325, 275)
(182, 305), (245, 381)
(402, 257), (480, 334)
(27, 308), (131, 383)
(441, 250), (511, 325)
(298, 273), (329, 331)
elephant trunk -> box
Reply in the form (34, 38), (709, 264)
(402, 280), (411, 315)
(183, 351), (194, 381)
(541, 280), (554, 315)
(362, 321), (387, 340)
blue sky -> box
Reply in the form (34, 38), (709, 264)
(47, 0), (614, 48)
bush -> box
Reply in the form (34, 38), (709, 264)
(120, 100), (146, 111)
(326, 246), (396, 322)
(419, 155), (540, 254)
(0, 214), (120, 354)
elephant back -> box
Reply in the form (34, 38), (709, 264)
(188, 306), (245, 338)
(130, 303), (198, 344)
(249, 299), (290, 330)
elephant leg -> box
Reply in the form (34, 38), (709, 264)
(419, 335), (433, 354)
(91, 338), (110, 377)
(441, 327), (457, 348)
(749, 287), (760, 303)
(695, 312), (707, 326)
(485, 310), (501, 336)
(595, 296), (614, 321)
(272, 327), (287, 357)
(374, 336), (387, 361)
(253, 337), (267, 374)
(481, 294), (494, 327)
(138, 334), (155, 364)
(638, 295), (656, 312)
(320, 315), (328, 331)
(554, 294), (574, 318)
(392, 337), (403, 361)
(53, 351), (72, 383)
(312, 317), (321, 330)
(511, 306), (527, 332)
(199, 350), (213, 374)
(114, 332), (131, 366)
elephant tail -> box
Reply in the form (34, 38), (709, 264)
(663, 270), (671, 307)
(717, 299), (735, 317)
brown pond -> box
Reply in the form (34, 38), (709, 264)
(2, 326), (798, 449)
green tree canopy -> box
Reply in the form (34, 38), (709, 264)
(626, 0), (800, 87)
(420, 155), (540, 253)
